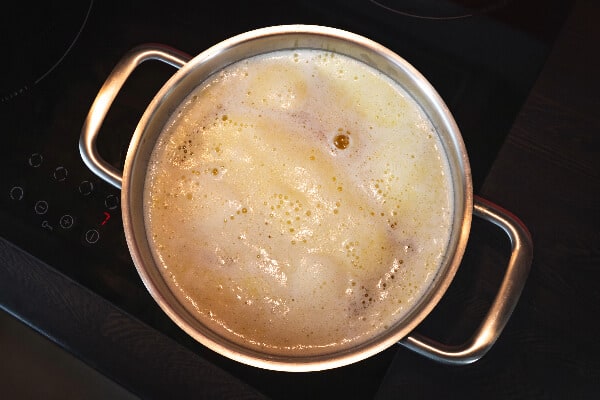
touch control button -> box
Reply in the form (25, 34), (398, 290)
(28, 153), (43, 168)
(104, 194), (119, 210)
(78, 180), (94, 196)
(9, 186), (24, 201)
(84, 229), (100, 244)
(59, 214), (75, 229)
(53, 166), (69, 182)
(34, 200), (49, 215)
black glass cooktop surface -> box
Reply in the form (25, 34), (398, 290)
(0, 0), (571, 398)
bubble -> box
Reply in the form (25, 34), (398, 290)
(333, 134), (350, 150)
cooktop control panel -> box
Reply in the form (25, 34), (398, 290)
(6, 151), (120, 247)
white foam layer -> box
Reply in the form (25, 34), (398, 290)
(144, 49), (453, 355)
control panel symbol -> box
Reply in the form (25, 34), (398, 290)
(34, 200), (49, 215)
(9, 186), (24, 201)
(53, 166), (69, 182)
(100, 212), (111, 226)
(104, 194), (119, 210)
(59, 214), (75, 229)
(78, 180), (94, 196)
(41, 221), (54, 231)
(84, 229), (100, 244)
(28, 153), (43, 168)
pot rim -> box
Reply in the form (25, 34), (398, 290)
(121, 25), (473, 371)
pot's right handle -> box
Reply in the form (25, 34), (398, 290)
(399, 195), (533, 365)
(79, 44), (192, 189)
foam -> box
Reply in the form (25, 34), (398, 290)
(144, 49), (453, 355)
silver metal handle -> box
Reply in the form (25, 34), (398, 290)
(79, 44), (192, 189)
(399, 195), (533, 365)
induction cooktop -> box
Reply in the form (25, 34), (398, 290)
(0, 0), (571, 398)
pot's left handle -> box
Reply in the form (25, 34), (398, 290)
(79, 44), (192, 189)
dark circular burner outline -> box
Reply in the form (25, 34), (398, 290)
(369, 0), (514, 20)
(1, 0), (95, 102)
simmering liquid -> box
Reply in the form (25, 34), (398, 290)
(144, 49), (453, 356)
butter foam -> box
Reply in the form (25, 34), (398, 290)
(144, 49), (453, 355)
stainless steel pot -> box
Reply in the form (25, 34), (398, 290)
(79, 25), (532, 371)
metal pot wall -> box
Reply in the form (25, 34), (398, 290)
(79, 25), (532, 371)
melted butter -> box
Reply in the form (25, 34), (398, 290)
(144, 49), (453, 356)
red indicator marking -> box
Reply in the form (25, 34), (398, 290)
(101, 211), (110, 226)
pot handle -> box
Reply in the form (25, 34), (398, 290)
(79, 44), (192, 189)
(399, 195), (533, 365)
